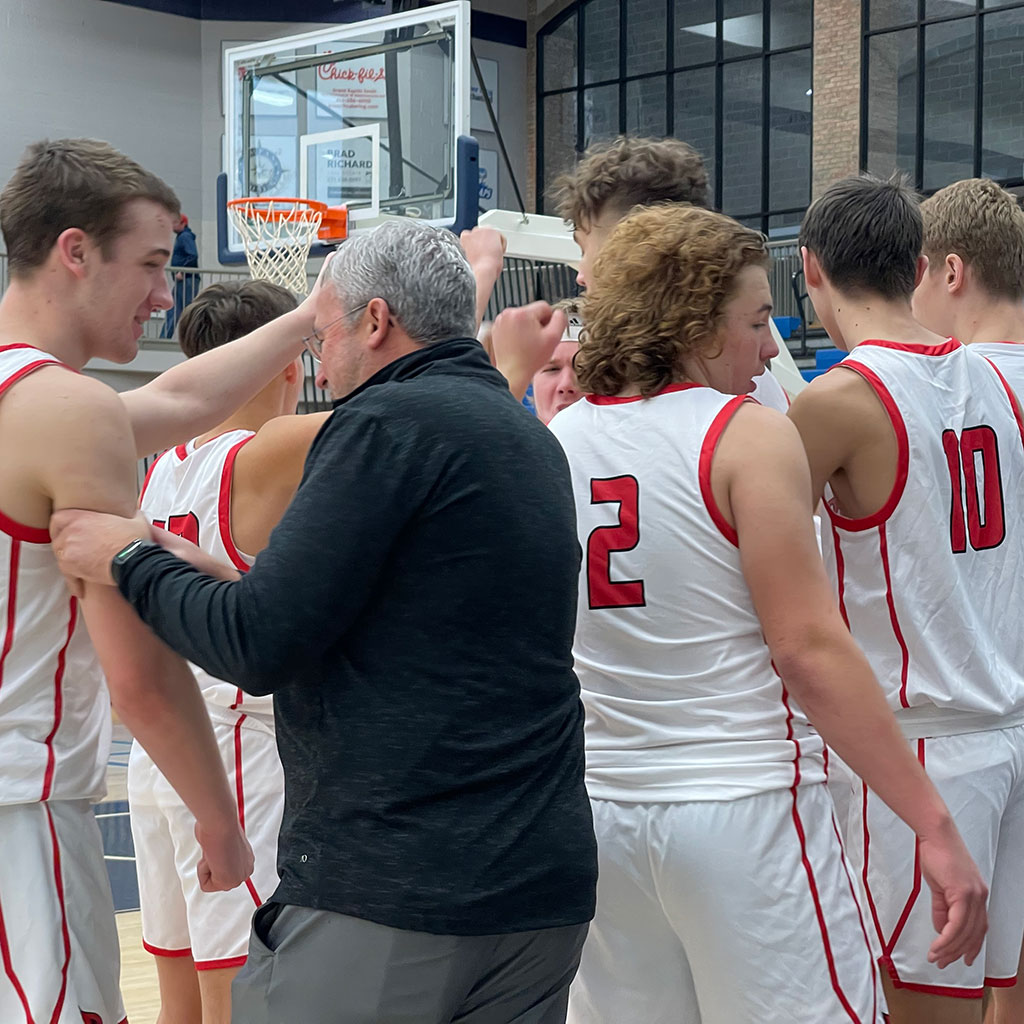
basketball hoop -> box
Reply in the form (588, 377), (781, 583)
(227, 197), (348, 295)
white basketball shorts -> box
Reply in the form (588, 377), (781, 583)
(128, 712), (284, 970)
(568, 783), (882, 1024)
(846, 725), (1024, 1000)
(0, 800), (125, 1024)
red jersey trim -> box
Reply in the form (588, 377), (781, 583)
(218, 436), (255, 574)
(0, 543), (21, 704)
(856, 338), (961, 357)
(825, 361), (910, 532)
(231, 712), (263, 909)
(585, 382), (704, 405)
(982, 357), (1024, 454)
(142, 940), (192, 959)
(698, 396), (749, 547)
(195, 954), (248, 972)
(40, 597), (77, 801)
(879, 525), (912, 708)
(138, 449), (172, 506)
(829, 524), (851, 629)
(0, 506), (50, 544)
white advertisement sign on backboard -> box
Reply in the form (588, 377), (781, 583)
(314, 49), (388, 120)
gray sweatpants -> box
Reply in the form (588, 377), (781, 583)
(231, 903), (589, 1024)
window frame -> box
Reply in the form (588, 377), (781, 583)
(536, 0), (815, 232)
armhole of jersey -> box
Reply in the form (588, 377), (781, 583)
(698, 395), (749, 548)
(219, 436), (256, 573)
(983, 356), (1024, 453)
(823, 360), (910, 533)
(0, 358), (76, 544)
(138, 449), (171, 506)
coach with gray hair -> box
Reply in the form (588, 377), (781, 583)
(51, 220), (596, 1023)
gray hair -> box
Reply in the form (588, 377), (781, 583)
(326, 219), (477, 345)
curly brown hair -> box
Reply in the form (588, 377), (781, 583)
(575, 205), (769, 397)
(549, 136), (709, 230)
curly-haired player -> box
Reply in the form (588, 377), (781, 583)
(550, 203), (987, 1024)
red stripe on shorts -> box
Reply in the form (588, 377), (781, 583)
(44, 805), (71, 1024)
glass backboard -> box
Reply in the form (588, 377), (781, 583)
(222, 1), (470, 258)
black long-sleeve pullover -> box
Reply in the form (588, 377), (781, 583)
(118, 337), (597, 935)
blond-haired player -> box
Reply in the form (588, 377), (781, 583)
(548, 202), (985, 1024)
(914, 177), (1024, 1024)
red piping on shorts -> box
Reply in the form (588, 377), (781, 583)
(233, 714), (262, 909)
(883, 972), (983, 999)
(195, 954), (247, 972)
(41, 597), (77, 801)
(831, 812), (879, 1022)
(0, 877), (35, 1022)
(44, 804), (71, 1024)
(143, 940), (192, 958)
(987, 976), (1017, 988)
(781, 685), (864, 1023)
(878, 525), (911, 708)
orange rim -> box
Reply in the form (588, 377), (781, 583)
(227, 196), (328, 222)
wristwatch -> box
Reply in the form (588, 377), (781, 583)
(110, 537), (159, 587)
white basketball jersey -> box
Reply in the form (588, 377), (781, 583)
(550, 384), (825, 803)
(140, 431), (273, 722)
(821, 339), (1024, 737)
(972, 341), (1024, 401)
(0, 345), (109, 806)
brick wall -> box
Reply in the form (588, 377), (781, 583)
(812, 0), (861, 196)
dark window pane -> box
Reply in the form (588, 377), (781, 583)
(869, 0), (918, 30)
(923, 18), (977, 189)
(583, 84), (621, 147)
(723, 0), (763, 59)
(674, 0), (716, 67)
(542, 92), (577, 213)
(769, 50), (811, 212)
(627, 0), (667, 76)
(983, 0), (1024, 6)
(770, 0), (812, 50)
(584, 0), (620, 84)
(673, 67), (717, 198)
(924, 0), (978, 17)
(722, 59), (763, 214)
(627, 77), (668, 135)
(768, 211), (803, 238)
(866, 28), (918, 179)
(736, 215), (764, 229)
(542, 12), (577, 92)
(982, 10), (1024, 178)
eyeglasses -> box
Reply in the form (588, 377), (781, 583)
(302, 302), (369, 362)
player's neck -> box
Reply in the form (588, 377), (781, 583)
(0, 281), (88, 369)
(955, 292), (1024, 347)
(196, 387), (286, 446)
(831, 295), (946, 352)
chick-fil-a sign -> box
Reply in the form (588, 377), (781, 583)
(315, 50), (387, 119)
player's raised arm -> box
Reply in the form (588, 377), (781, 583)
(120, 259), (330, 458)
(717, 401), (988, 967)
(34, 371), (253, 891)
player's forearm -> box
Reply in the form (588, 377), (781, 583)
(82, 585), (239, 830)
(775, 631), (954, 841)
(124, 307), (310, 456)
(471, 256), (502, 331)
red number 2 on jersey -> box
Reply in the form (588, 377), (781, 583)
(586, 476), (646, 609)
(151, 511), (201, 546)
(942, 425), (1005, 553)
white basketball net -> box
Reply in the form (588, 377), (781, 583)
(228, 199), (324, 295)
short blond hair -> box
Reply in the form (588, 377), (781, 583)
(550, 136), (709, 230)
(921, 178), (1024, 301)
(575, 205), (769, 397)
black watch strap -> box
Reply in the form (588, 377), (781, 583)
(110, 537), (159, 587)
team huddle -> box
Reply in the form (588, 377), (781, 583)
(0, 134), (1022, 1024)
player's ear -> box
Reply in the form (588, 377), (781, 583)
(801, 246), (823, 289)
(945, 254), (966, 294)
(55, 228), (90, 279)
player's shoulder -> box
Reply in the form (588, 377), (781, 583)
(788, 361), (878, 423)
(1, 361), (125, 428)
(720, 398), (800, 456)
(234, 411), (330, 480)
